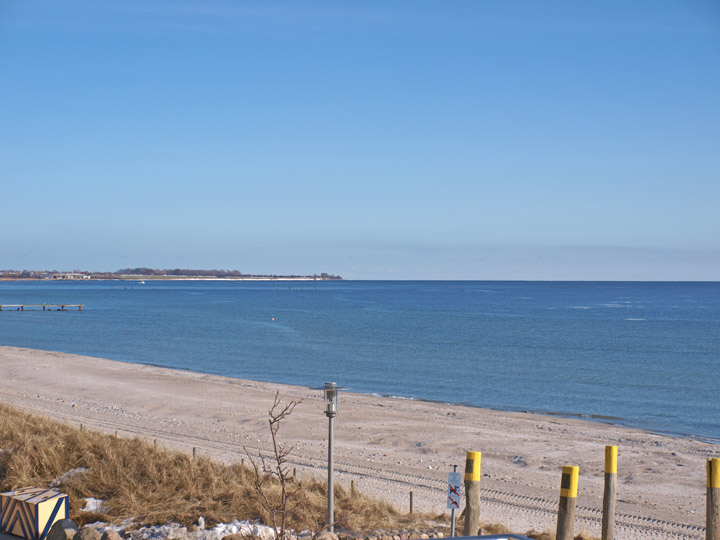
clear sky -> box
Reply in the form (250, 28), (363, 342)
(1, 1), (718, 280)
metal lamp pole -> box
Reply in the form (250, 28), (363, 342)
(323, 382), (338, 533)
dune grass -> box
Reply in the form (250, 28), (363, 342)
(0, 401), (598, 539)
(0, 401), (442, 533)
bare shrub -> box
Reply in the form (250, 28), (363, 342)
(245, 392), (310, 539)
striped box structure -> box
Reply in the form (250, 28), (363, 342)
(0, 487), (69, 540)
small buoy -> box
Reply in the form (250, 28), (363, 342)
(271, 317), (275, 321)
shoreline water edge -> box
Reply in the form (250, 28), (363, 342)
(2, 280), (717, 442)
(367, 393), (720, 446)
(0, 345), (716, 540)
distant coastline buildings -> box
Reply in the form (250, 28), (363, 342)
(0, 270), (91, 280)
(0, 269), (342, 281)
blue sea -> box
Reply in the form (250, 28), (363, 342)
(1, 280), (718, 441)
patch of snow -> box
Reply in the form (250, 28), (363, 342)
(50, 467), (89, 488)
(129, 524), (189, 540)
(83, 519), (136, 536)
(81, 498), (105, 513)
(87, 520), (276, 540)
(202, 520), (275, 540)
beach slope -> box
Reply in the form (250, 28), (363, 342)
(0, 346), (713, 539)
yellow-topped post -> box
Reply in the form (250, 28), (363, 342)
(708, 458), (720, 540)
(602, 446), (617, 540)
(556, 465), (579, 540)
(463, 451), (482, 536)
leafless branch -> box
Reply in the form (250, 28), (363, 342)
(244, 391), (304, 540)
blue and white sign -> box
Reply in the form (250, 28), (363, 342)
(447, 471), (462, 509)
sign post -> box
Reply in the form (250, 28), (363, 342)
(447, 466), (462, 537)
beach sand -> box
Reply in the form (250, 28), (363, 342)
(0, 346), (714, 539)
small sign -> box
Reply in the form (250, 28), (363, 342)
(447, 471), (462, 509)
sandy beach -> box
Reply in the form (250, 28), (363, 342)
(0, 346), (714, 540)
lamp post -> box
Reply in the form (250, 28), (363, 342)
(323, 382), (338, 533)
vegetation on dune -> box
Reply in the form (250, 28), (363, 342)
(0, 401), (437, 533)
(0, 400), (597, 539)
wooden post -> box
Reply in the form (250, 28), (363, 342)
(709, 458), (720, 540)
(79, 424), (83, 432)
(154, 439), (157, 448)
(463, 451), (482, 536)
(602, 446), (617, 540)
(410, 490), (414, 514)
(114, 431), (118, 438)
(193, 447), (197, 460)
(556, 465), (579, 540)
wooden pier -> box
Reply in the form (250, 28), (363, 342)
(0, 304), (84, 311)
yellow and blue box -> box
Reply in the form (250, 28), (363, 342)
(0, 487), (69, 540)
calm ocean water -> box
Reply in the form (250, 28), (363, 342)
(1, 280), (718, 440)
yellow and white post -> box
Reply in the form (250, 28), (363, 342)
(463, 451), (482, 536)
(708, 458), (720, 540)
(602, 446), (617, 540)
(556, 465), (579, 540)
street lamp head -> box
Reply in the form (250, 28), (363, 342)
(324, 382), (338, 418)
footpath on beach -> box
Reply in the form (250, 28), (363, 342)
(0, 346), (716, 540)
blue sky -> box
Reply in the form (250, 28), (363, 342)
(1, 1), (718, 279)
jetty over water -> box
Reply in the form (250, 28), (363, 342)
(0, 304), (84, 311)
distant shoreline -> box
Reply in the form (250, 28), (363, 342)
(0, 277), (336, 282)
(0, 269), (343, 281)
(3, 277), (719, 283)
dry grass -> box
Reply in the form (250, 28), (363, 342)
(0, 402), (439, 533)
(0, 402), (600, 539)
(519, 528), (599, 540)
(453, 516), (599, 540)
